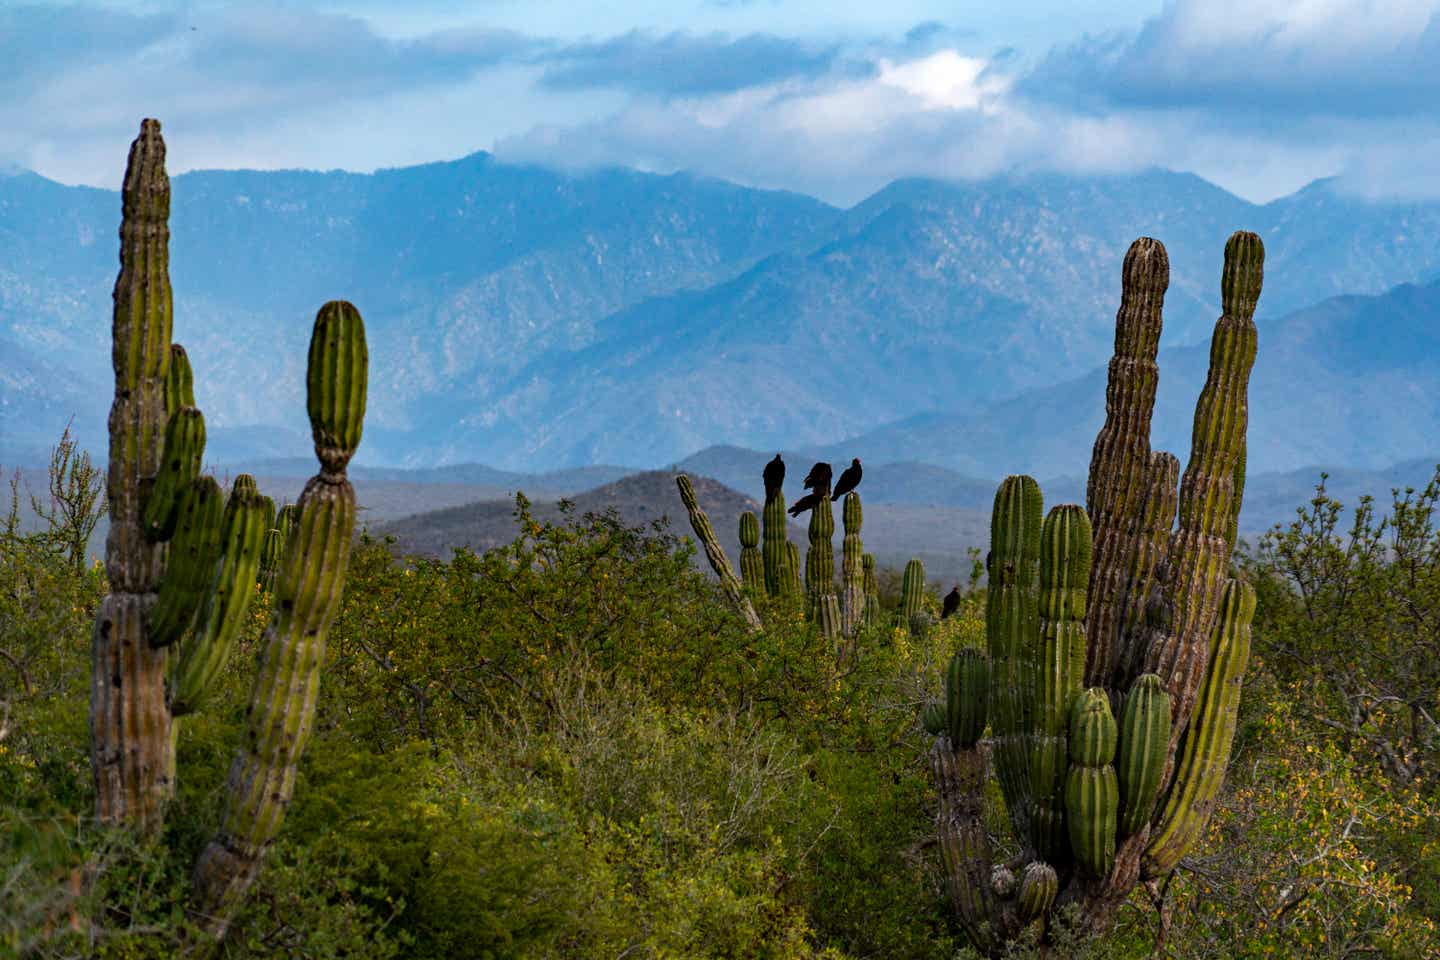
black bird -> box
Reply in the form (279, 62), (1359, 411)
(831, 458), (863, 501)
(941, 585), (961, 620)
(802, 461), (833, 495)
(788, 490), (822, 518)
(763, 453), (785, 503)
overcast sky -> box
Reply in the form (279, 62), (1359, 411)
(5, 0), (1440, 205)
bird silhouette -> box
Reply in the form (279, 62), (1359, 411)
(942, 585), (961, 619)
(763, 453), (785, 503)
(788, 490), (822, 518)
(831, 458), (862, 500)
(802, 461), (833, 496)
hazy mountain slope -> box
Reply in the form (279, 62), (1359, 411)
(828, 278), (1440, 478)
(8, 159), (1440, 472)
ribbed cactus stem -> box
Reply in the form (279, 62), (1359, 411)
(1144, 232), (1261, 782)
(171, 478), (274, 716)
(1084, 238), (1167, 690)
(762, 493), (790, 597)
(785, 541), (802, 597)
(147, 477), (224, 649)
(1143, 579), (1254, 877)
(91, 118), (175, 827)
(922, 701), (947, 735)
(932, 742), (1007, 952)
(1065, 688), (1119, 878)
(987, 475), (1043, 846)
(840, 493), (866, 635)
(946, 649), (989, 749)
(862, 553), (881, 626)
(1116, 673), (1171, 838)
(1017, 861), (1058, 922)
(738, 511), (764, 595)
(142, 406), (207, 542)
(1029, 503), (1090, 859)
(166, 343), (195, 413)
(1116, 453), (1180, 691)
(193, 302), (369, 938)
(806, 495), (840, 636)
(676, 475), (763, 633)
(260, 502), (299, 589)
(901, 558), (925, 627)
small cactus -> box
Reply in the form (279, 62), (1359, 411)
(739, 511), (764, 595)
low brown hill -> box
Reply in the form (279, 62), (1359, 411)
(378, 471), (759, 564)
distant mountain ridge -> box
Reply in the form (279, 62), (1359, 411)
(6, 155), (1440, 474)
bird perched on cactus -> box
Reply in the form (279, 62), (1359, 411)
(831, 457), (862, 500)
(763, 453), (785, 503)
(802, 461), (833, 496)
(942, 585), (961, 619)
(788, 490), (822, 518)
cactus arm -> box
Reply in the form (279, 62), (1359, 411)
(1143, 579), (1254, 877)
(784, 541), (802, 597)
(840, 493), (866, 636)
(91, 118), (176, 828)
(986, 476), (1044, 848)
(1142, 232), (1261, 784)
(1115, 452), (1180, 691)
(1029, 503), (1091, 859)
(946, 649), (989, 748)
(862, 553), (881, 626)
(900, 556), (928, 638)
(147, 477), (224, 649)
(932, 741), (1015, 952)
(805, 495), (840, 637)
(1115, 673), (1171, 838)
(1064, 688), (1119, 877)
(762, 491), (790, 597)
(171, 480), (274, 715)
(192, 302), (368, 937)
(738, 511), (765, 595)
(675, 475), (763, 633)
(1084, 238), (1168, 689)
(141, 407), (207, 542)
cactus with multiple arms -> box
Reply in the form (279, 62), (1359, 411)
(924, 232), (1264, 952)
(88, 119), (369, 941)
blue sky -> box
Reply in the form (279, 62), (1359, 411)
(5, 0), (1440, 205)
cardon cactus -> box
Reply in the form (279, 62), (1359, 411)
(901, 557), (927, 636)
(862, 552), (882, 626)
(925, 232), (1263, 952)
(89, 119), (369, 941)
(738, 511), (764, 595)
(945, 648), (988, 749)
(260, 502), (299, 589)
(805, 494), (841, 637)
(840, 493), (866, 636)
(762, 492), (791, 597)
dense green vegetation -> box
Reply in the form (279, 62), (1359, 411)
(3, 448), (1438, 957)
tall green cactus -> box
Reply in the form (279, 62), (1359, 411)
(840, 493), (866, 636)
(862, 552), (882, 626)
(806, 495), (841, 637)
(762, 493), (791, 597)
(261, 502), (300, 589)
(739, 511), (764, 595)
(901, 557), (928, 637)
(88, 119), (370, 941)
(924, 232), (1264, 953)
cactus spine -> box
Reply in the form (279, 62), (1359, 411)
(675, 475), (763, 633)
(1143, 579), (1254, 876)
(840, 493), (866, 635)
(738, 511), (764, 595)
(89, 121), (371, 939)
(762, 493), (791, 597)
